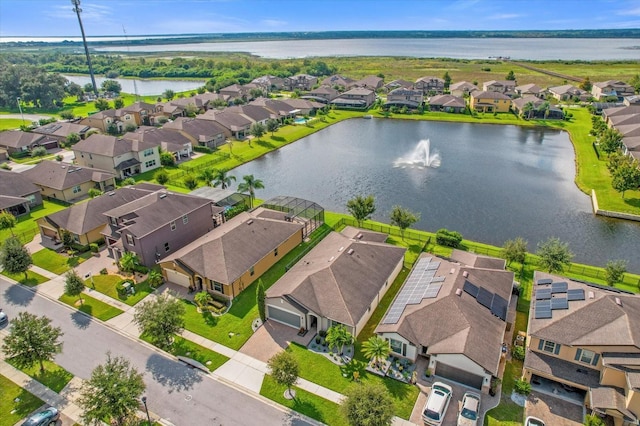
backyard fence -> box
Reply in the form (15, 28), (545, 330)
(179, 152), (231, 173)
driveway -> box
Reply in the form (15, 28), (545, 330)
(239, 320), (315, 362)
(526, 391), (584, 426)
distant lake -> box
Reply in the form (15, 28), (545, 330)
(94, 38), (640, 60)
(232, 119), (640, 272)
(63, 75), (205, 96)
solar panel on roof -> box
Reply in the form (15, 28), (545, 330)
(431, 276), (446, 283)
(551, 298), (569, 310)
(423, 284), (442, 299)
(490, 295), (508, 321)
(534, 308), (552, 319)
(463, 280), (479, 298)
(537, 300), (551, 310)
(535, 289), (552, 300)
(537, 278), (553, 285)
(477, 287), (493, 308)
(426, 262), (440, 270)
(551, 282), (568, 293)
(567, 289), (585, 301)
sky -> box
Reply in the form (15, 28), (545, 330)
(0, 0), (639, 38)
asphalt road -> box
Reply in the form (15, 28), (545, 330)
(0, 278), (311, 426)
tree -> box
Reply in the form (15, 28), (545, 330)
(0, 237), (32, 280)
(155, 169), (169, 185)
(66, 132), (80, 145)
(198, 168), (216, 186)
(134, 293), (185, 349)
(163, 89), (175, 101)
(521, 101), (535, 119)
(442, 71), (451, 89)
(101, 79), (122, 94)
(64, 269), (85, 304)
(78, 353), (145, 426)
(612, 159), (640, 198)
(536, 237), (573, 273)
(60, 229), (74, 252)
(2, 312), (63, 373)
(194, 291), (212, 310)
(65, 82), (84, 101)
(502, 237), (528, 265)
(113, 97), (124, 109)
(118, 251), (140, 273)
(183, 174), (199, 190)
(267, 350), (299, 400)
(325, 324), (354, 355)
(0, 211), (17, 237)
(160, 151), (176, 166)
(630, 73), (640, 93)
(389, 205), (420, 240)
(505, 70), (516, 81)
(579, 77), (593, 92)
(87, 188), (102, 198)
(346, 195), (376, 227)
(584, 413), (606, 426)
(94, 98), (110, 111)
(83, 83), (95, 93)
(237, 174), (264, 208)
(605, 259), (627, 287)
(341, 383), (395, 426)
(146, 270), (164, 288)
(266, 118), (279, 135)
(599, 128), (624, 155)
(122, 177), (136, 186)
(256, 279), (266, 322)
(212, 169), (236, 189)
(249, 122), (266, 144)
(362, 336), (390, 368)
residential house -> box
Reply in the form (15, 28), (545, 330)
(331, 88), (376, 109)
(284, 74), (318, 91)
(22, 161), (116, 203)
(624, 96), (640, 106)
(279, 98), (325, 116)
(602, 105), (640, 127)
(102, 190), (223, 267)
(376, 250), (514, 393)
(192, 92), (228, 110)
(470, 91), (512, 113)
(385, 88), (424, 109)
(592, 80), (636, 101)
(167, 96), (206, 115)
(0, 170), (42, 216)
(162, 117), (227, 150)
(226, 105), (272, 126)
(515, 83), (546, 99)
(265, 227), (405, 336)
(353, 75), (384, 90)
(321, 75), (355, 90)
(512, 96), (564, 119)
(37, 185), (161, 249)
(251, 75), (285, 92)
(523, 272), (640, 425)
(80, 109), (137, 133)
(415, 76), (445, 95)
(428, 94), (466, 113)
(73, 134), (161, 179)
(121, 101), (157, 126)
(302, 86), (340, 103)
(219, 84), (248, 103)
(250, 98), (298, 122)
(154, 102), (186, 120)
(0, 149), (7, 163)
(0, 130), (58, 155)
(160, 208), (305, 298)
(483, 80), (517, 96)
(199, 109), (253, 139)
(384, 79), (415, 92)
(450, 81), (479, 97)
(122, 128), (192, 161)
(548, 85), (590, 102)
(32, 121), (94, 144)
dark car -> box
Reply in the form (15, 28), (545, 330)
(22, 407), (59, 426)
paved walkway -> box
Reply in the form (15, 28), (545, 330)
(7, 246), (418, 425)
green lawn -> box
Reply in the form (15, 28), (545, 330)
(58, 293), (123, 321)
(0, 118), (25, 131)
(141, 334), (229, 372)
(88, 274), (154, 306)
(31, 249), (90, 275)
(0, 200), (68, 243)
(260, 375), (349, 426)
(1, 269), (49, 286)
(0, 374), (45, 426)
(5, 359), (73, 393)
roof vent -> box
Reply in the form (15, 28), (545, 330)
(615, 297), (622, 306)
(450, 268), (455, 274)
(462, 271), (469, 278)
(108, 192), (115, 196)
(61, 165), (66, 169)
(455, 288), (463, 296)
(159, 193), (167, 199)
(347, 248), (354, 255)
(588, 291), (595, 299)
(328, 256), (335, 262)
(338, 246), (344, 252)
(356, 233), (363, 239)
(247, 219), (253, 225)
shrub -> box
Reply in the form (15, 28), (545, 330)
(133, 264), (149, 274)
(193, 145), (213, 154)
(514, 378), (532, 395)
(99, 268), (108, 275)
(318, 329), (327, 338)
(224, 203), (249, 220)
(31, 146), (47, 157)
(155, 170), (169, 185)
(435, 228), (463, 248)
(511, 345), (525, 361)
(1, 163), (12, 170)
(55, 154), (64, 161)
(59, 111), (75, 120)
(89, 243), (99, 253)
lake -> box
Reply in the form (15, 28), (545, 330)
(232, 119), (640, 272)
(63, 75), (205, 97)
(94, 38), (640, 60)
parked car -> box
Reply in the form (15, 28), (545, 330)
(422, 381), (453, 425)
(525, 417), (546, 426)
(22, 407), (59, 426)
(0, 309), (8, 326)
(457, 391), (481, 426)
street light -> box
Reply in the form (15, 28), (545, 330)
(141, 396), (151, 425)
(16, 97), (25, 125)
(71, 0), (98, 97)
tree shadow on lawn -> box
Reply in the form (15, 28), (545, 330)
(11, 389), (46, 418)
(289, 397), (326, 425)
(623, 197), (640, 209)
(4, 284), (35, 306)
(145, 353), (203, 393)
(32, 367), (73, 393)
(269, 136), (286, 142)
(256, 140), (276, 149)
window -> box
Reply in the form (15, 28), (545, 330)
(389, 338), (404, 355)
(213, 281), (223, 293)
(72, 185), (81, 194)
(89, 153), (92, 160)
(249, 266), (255, 276)
(538, 339), (561, 355)
(170, 221), (176, 231)
(143, 148), (154, 157)
(164, 242), (170, 252)
(182, 215), (188, 225)
(274, 248), (278, 257)
(110, 217), (118, 226)
(145, 159), (156, 168)
(125, 234), (135, 246)
(575, 349), (599, 366)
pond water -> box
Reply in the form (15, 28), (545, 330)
(232, 119), (640, 272)
(63, 75), (205, 96)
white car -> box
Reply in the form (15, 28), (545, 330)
(457, 392), (481, 426)
(525, 417), (546, 426)
(422, 382), (453, 425)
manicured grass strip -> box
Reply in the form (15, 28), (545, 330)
(141, 334), (229, 372)
(287, 344), (419, 420)
(0, 374), (45, 426)
(59, 293), (123, 321)
(5, 359), (73, 393)
(0, 118), (26, 131)
(260, 375), (349, 426)
(484, 399), (525, 426)
(1, 269), (48, 286)
(0, 200), (68, 243)
(87, 274), (154, 306)
(31, 248), (89, 275)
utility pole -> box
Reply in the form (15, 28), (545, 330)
(71, 0), (99, 97)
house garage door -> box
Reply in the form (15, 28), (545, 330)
(435, 362), (483, 389)
(163, 268), (191, 288)
(268, 305), (300, 329)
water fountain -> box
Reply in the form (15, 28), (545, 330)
(393, 139), (441, 168)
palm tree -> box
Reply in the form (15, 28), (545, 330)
(325, 324), (354, 356)
(197, 168), (216, 186)
(237, 174), (264, 208)
(119, 252), (139, 274)
(212, 169), (236, 189)
(362, 336), (391, 369)
(522, 101), (534, 119)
